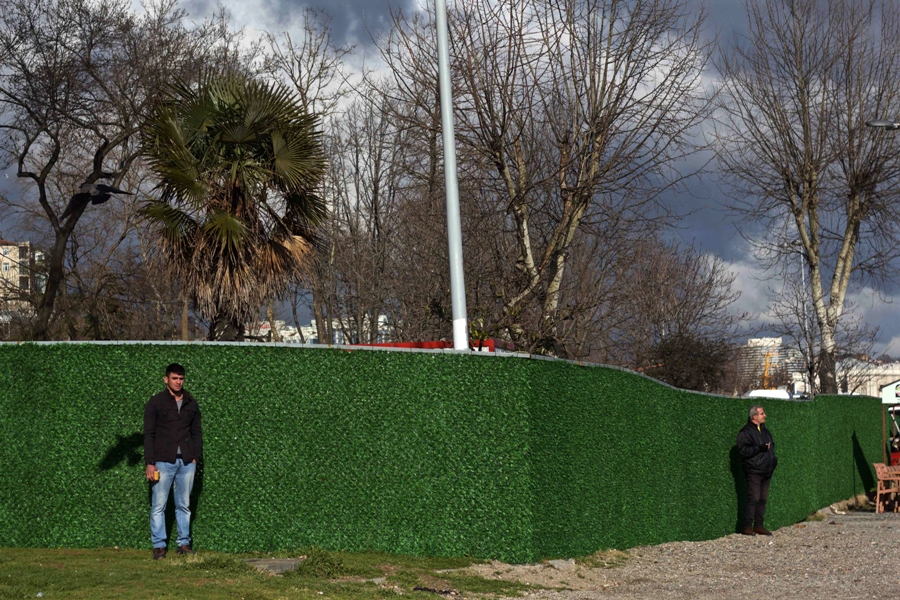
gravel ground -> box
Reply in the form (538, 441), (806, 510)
(463, 510), (900, 600)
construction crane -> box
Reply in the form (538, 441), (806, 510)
(762, 351), (774, 389)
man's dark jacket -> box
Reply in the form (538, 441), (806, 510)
(143, 389), (202, 465)
(737, 419), (777, 475)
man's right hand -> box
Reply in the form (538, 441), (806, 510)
(146, 464), (158, 481)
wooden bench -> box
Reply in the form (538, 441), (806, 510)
(873, 463), (900, 513)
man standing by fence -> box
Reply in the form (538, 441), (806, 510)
(144, 363), (203, 559)
(737, 405), (778, 536)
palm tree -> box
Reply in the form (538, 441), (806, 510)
(141, 75), (326, 340)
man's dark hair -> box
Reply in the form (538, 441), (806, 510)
(166, 363), (186, 377)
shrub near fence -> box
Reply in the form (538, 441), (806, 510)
(0, 343), (881, 562)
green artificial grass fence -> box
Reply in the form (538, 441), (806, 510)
(0, 343), (881, 562)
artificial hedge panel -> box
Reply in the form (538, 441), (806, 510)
(528, 372), (882, 557)
(0, 343), (882, 562)
(526, 364), (747, 556)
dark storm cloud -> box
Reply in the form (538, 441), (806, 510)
(668, 177), (749, 263)
(0, 170), (25, 240)
(251, 0), (750, 48)
(706, 0), (749, 36)
(180, 0), (219, 19)
(660, 134), (763, 265)
(181, 0), (414, 46)
(663, 0), (757, 263)
(262, 0), (403, 45)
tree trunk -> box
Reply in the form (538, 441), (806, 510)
(291, 294), (306, 343)
(32, 225), (74, 340)
(208, 313), (245, 341)
(818, 325), (838, 394)
(181, 299), (189, 341)
(266, 304), (283, 342)
(313, 290), (327, 343)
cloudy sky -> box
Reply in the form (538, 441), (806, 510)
(188, 0), (889, 354)
(3, 0), (898, 353)
(180, 0), (406, 48)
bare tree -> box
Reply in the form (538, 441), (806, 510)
(325, 87), (407, 343)
(2, 163), (202, 340)
(612, 239), (749, 371)
(379, 0), (713, 356)
(264, 8), (355, 344)
(0, 0), (264, 340)
(768, 264), (878, 395)
(714, 0), (900, 392)
(644, 332), (735, 392)
(264, 8), (354, 118)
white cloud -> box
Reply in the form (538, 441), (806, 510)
(845, 286), (900, 355)
(725, 255), (775, 322)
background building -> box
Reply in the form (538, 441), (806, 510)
(733, 337), (808, 396)
(836, 358), (900, 398)
(0, 239), (42, 312)
(244, 316), (394, 345)
(735, 335), (900, 398)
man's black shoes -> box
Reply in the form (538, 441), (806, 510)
(741, 527), (756, 536)
(155, 545), (194, 558)
(753, 526), (773, 536)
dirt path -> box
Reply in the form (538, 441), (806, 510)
(461, 511), (900, 600)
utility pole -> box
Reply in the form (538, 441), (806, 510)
(435, 0), (469, 351)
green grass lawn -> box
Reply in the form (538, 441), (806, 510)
(0, 547), (536, 600)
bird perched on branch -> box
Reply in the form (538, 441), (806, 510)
(61, 182), (133, 219)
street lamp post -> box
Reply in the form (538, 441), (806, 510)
(867, 118), (897, 443)
(435, 0), (469, 351)
(777, 239), (814, 396)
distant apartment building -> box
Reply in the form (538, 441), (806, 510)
(246, 315), (394, 345)
(836, 357), (900, 397)
(736, 337), (809, 395)
(0, 239), (42, 311)
(736, 335), (900, 398)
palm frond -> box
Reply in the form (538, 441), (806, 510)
(142, 72), (327, 332)
(140, 201), (199, 244)
(284, 191), (328, 228)
(271, 130), (325, 191)
(201, 210), (248, 252)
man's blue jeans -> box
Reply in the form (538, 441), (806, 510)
(150, 459), (196, 548)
